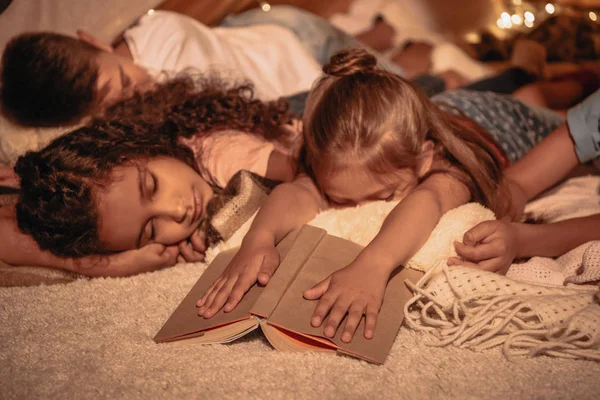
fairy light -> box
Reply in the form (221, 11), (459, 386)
(511, 14), (523, 25)
(524, 11), (535, 22)
(147, 9), (155, 15)
(590, 11), (598, 22)
(513, 0), (523, 5)
(545, 3), (555, 14)
(525, 19), (534, 28)
(501, 12), (511, 25)
(257, 1), (271, 12)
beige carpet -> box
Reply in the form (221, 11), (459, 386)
(3, 179), (600, 398)
(2, 261), (599, 399)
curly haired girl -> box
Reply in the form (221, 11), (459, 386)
(197, 49), (564, 343)
(0, 75), (302, 276)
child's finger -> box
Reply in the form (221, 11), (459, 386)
(449, 259), (480, 269)
(364, 304), (379, 339)
(447, 257), (462, 266)
(323, 298), (352, 338)
(310, 291), (336, 328)
(303, 277), (331, 300)
(340, 302), (366, 343)
(190, 229), (207, 253)
(160, 245), (180, 265)
(197, 277), (221, 307)
(223, 273), (256, 312)
(178, 241), (195, 263)
(462, 221), (498, 246)
(204, 278), (238, 318)
(257, 251), (280, 285)
(454, 241), (501, 262)
(476, 258), (508, 273)
(199, 278), (227, 314)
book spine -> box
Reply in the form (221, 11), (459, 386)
(250, 225), (326, 318)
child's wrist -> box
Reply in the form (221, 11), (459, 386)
(511, 222), (529, 258)
(242, 228), (275, 247)
(355, 248), (397, 277)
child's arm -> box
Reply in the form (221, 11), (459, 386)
(451, 214), (600, 272)
(197, 174), (326, 318)
(0, 205), (179, 277)
(503, 123), (580, 219)
(304, 173), (470, 343)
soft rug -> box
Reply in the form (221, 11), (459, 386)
(2, 176), (600, 399)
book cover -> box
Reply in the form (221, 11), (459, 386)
(154, 225), (423, 364)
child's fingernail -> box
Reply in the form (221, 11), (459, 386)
(311, 316), (321, 326)
(342, 333), (351, 342)
(324, 327), (335, 337)
(365, 330), (373, 339)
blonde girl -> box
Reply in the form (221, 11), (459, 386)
(198, 49), (564, 343)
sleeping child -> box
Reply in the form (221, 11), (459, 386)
(0, 75), (303, 276)
(1, 5), (547, 132)
(196, 49), (566, 344)
(0, 6), (403, 128)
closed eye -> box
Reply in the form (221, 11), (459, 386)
(137, 167), (158, 247)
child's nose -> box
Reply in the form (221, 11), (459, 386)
(163, 200), (190, 223)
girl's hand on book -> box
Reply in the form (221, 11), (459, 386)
(449, 220), (518, 274)
(303, 262), (388, 343)
(197, 237), (280, 318)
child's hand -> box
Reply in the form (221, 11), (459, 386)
(448, 220), (519, 274)
(81, 243), (180, 277)
(197, 234), (280, 318)
(303, 263), (388, 343)
(176, 227), (207, 264)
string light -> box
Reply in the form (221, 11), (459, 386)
(524, 11), (534, 22)
(257, 1), (271, 12)
(494, 1), (597, 31)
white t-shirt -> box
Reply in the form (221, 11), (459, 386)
(123, 11), (322, 100)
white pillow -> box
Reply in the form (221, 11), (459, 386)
(0, 114), (75, 166)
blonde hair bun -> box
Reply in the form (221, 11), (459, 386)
(322, 48), (377, 77)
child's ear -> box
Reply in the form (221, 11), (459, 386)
(76, 30), (113, 53)
(416, 140), (435, 178)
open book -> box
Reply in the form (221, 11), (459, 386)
(154, 225), (423, 364)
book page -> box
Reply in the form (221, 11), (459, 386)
(267, 235), (423, 364)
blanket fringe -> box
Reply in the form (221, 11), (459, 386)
(404, 265), (600, 362)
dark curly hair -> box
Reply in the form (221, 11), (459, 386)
(15, 119), (197, 258)
(100, 74), (294, 142)
(15, 75), (294, 258)
(0, 32), (102, 127)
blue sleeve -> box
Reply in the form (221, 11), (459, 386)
(566, 89), (600, 163)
